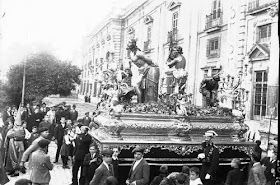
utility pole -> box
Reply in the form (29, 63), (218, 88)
(21, 56), (26, 105)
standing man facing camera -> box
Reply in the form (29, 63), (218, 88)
(90, 149), (114, 185)
(126, 146), (150, 185)
(198, 130), (219, 185)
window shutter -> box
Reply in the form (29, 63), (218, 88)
(206, 39), (210, 57)
(256, 27), (260, 43)
(268, 24), (271, 37)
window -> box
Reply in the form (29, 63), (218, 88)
(147, 25), (152, 41)
(206, 37), (220, 58)
(144, 25), (152, 51)
(257, 24), (271, 43)
(253, 71), (267, 120)
(212, 0), (221, 19)
(172, 12), (178, 32)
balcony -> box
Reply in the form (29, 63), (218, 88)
(143, 40), (151, 52)
(247, 0), (277, 14)
(205, 12), (223, 33)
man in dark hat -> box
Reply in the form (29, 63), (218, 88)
(198, 130), (219, 185)
(70, 104), (78, 122)
(30, 139), (53, 185)
(20, 127), (50, 168)
(199, 74), (220, 107)
(126, 146), (150, 185)
(53, 116), (67, 163)
(82, 112), (91, 127)
(90, 149), (114, 185)
(71, 126), (92, 185)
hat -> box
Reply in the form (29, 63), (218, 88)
(38, 139), (50, 148)
(106, 176), (118, 185)
(213, 74), (220, 81)
(85, 112), (89, 115)
(38, 127), (49, 134)
(101, 149), (113, 157)
(132, 146), (145, 154)
(81, 126), (90, 131)
(204, 130), (218, 137)
(15, 178), (32, 185)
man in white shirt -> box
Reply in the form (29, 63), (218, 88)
(126, 146), (150, 185)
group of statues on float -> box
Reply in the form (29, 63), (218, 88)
(97, 38), (241, 111)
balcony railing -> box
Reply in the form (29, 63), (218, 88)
(247, 0), (276, 13)
(144, 40), (151, 51)
(205, 12), (223, 31)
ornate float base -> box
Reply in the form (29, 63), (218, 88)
(91, 112), (255, 184)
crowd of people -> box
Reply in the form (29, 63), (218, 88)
(0, 102), (278, 185)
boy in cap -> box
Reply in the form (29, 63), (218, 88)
(126, 146), (150, 185)
(90, 149), (114, 185)
(225, 158), (243, 185)
(30, 139), (53, 185)
(198, 130), (219, 185)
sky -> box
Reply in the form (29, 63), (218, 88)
(0, 0), (135, 73)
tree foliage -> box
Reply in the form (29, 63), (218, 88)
(5, 52), (82, 106)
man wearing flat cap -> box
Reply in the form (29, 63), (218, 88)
(30, 139), (53, 185)
(20, 127), (50, 168)
(90, 149), (114, 185)
(126, 146), (150, 185)
(198, 130), (219, 185)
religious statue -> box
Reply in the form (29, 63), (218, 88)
(126, 39), (160, 103)
(199, 74), (220, 107)
(166, 46), (188, 94)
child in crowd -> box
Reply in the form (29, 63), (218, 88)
(68, 125), (76, 164)
(150, 165), (169, 185)
(189, 167), (203, 185)
(28, 126), (39, 146)
(225, 158), (243, 185)
(60, 129), (73, 168)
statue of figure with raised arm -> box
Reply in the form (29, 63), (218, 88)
(166, 46), (188, 94)
(126, 39), (160, 103)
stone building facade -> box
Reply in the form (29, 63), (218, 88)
(79, 0), (278, 129)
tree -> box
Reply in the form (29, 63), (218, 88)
(5, 52), (82, 106)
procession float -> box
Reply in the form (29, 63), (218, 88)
(89, 39), (255, 183)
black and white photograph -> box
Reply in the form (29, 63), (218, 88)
(0, 0), (278, 184)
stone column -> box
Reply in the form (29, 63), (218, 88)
(267, 6), (279, 118)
